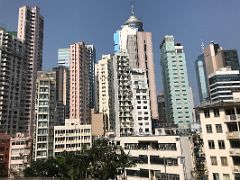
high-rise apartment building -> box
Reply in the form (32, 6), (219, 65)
(198, 101), (240, 180)
(113, 51), (152, 136)
(58, 48), (70, 67)
(69, 42), (90, 124)
(114, 8), (158, 120)
(95, 54), (114, 131)
(33, 71), (64, 160)
(17, 5), (44, 135)
(160, 35), (193, 128)
(0, 27), (25, 134)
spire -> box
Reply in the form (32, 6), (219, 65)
(131, 0), (134, 16)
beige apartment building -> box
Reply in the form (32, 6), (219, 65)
(17, 5), (44, 135)
(198, 101), (240, 180)
(70, 42), (91, 124)
(95, 54), (114, 131)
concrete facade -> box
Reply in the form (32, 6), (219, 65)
(113, 51), (152, 136)
(53, 119), (92, 157)
(8, 133), (31, 178)
(115, 134), (194, 180)
(114, 12), (158, 120)
(95, 54), (114, 131)
(160, 35), (193, 128)
(33, 71), (64, 160)
(70, 42), (90, 124)
(198, 101), (240, 180)
(0, 27), (25, 134)
(17, 6), (44, 135)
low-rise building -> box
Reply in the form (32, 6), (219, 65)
(54, 119), (92, 157)
(115, 131), (194, 180)
(198, 101), (240, 180)
(8, 133), (31, 178)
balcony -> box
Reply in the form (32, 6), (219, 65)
(227, 132), (240, 139)
(225, 114), (240, 122)
(233, 165), (240, 173)
(229, 149), (240, 156)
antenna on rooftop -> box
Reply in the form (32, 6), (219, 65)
(201, 39), (204, 52)
(131, 0), (135, 16)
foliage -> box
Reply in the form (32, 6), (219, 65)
(191, 133), (208, 180)
(24, 139), (135, 180)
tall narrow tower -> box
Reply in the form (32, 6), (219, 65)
(113, 3), (158, 120)
(69, 42), (90, 124)
(17, 6), (44, 134)
(160, 35), (193, 128)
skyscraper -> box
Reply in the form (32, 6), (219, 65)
(86, 45), (96, 109)
(113, 51), (152, 136)
(203, 42), (224, 77)
(196, 42), (240, 103)
(195, 53), (209, 102)
(160, 35), (193, 128)
(17, 5), (44, 134)
(69, 41), (90, 124)
(0, 27), (25, 134)
(114, 6), (158, 120)
(34, 71), (64, 160)
(95, 54), (114, 131)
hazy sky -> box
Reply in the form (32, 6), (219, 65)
(1, 0), (240, 104)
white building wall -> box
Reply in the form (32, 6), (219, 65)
(131, 69), (152, 135)
(115, 135), (194, 180)
(53, 119), (92, 156)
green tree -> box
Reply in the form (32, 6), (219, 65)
(24, 139), (136, 180)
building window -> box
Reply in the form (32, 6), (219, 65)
(204, 110), (210, 118)
(213, 173), (220, 180)
(213, 109), (220, 117)
(210, 156), (218, 165)
(220, 157), (228, 166)
(206, 124), (213, 133)
(215, 124), (223, 133)
(218, 140), (225, 149)
(223, 174), (230, 180)
(208, 140), (215, 149)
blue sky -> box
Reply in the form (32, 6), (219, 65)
(1, 0), (240, 104)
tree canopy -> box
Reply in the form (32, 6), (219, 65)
(24, 139), (135, 180)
